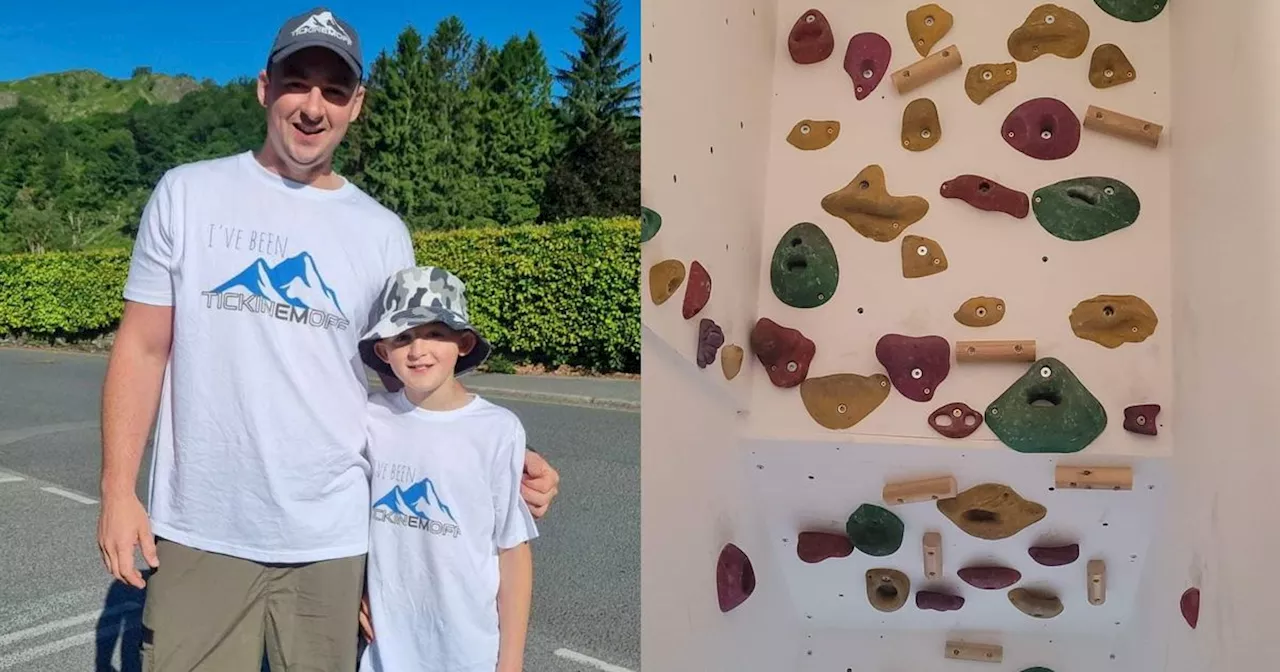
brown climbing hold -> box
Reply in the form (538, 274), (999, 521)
(1124, 404), (1160, 435)
(1070, 295), (1158, 348)
(721, 345), (744, 380)
(750, 318), (815, 388)
(800, 373), (891, 430)
(937, 483), (1046, 540)
(1007, 4), (1090, 62)
(1029, 543), (1079, 567)
(941, 175), (1029, 219)
(1181, 587), (1200, 629)
(716, 543), (755, 613)
(901, 234), (948, 278)
(965, 62), (1017, 104)
(697, 318), (724, 369)
(844, 33), (893, 100)
(929, 402), (983, 438)
(683, 261), (711, 319)
(902, 99), (941, 151)
(787, 119), (840, 151)
(1009, 587), (1064, 619)
(649, 260), (685, 305)
(797, 531), (853, 563)
(1003, 98), (1081, 161)
(907, 4), (954, 57)
(958, 566), (1022, 590)
(789, 9), (835, 64)
(866, 568), (910, 612)
(822, 165), (930, 243)
(916, 590), (965, 612)
(1090, 43), (1136, 89)
(875, 334), (950, 402)
(953, 296), (1006, 327)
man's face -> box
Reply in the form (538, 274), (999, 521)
(258, 47), (364, 174)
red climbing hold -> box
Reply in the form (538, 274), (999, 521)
(683, 261), (711, 319)
(1181, 587), (1200, 629)
(797, 531), (853, 563)
(750, 318), (816, 388)
(717, 543), (756, 613)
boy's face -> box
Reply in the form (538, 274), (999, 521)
(374, 322), (477, 394)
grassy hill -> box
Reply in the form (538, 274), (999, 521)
(0, 68), (205, 121)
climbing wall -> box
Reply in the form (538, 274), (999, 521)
(642, 0), (1184, 670)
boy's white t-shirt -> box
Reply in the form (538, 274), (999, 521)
(123, 150), (416, 563)
(359, 390), (538, 672)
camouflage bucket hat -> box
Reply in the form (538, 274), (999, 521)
(358, 266), (491, 379)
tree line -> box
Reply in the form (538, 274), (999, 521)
(0, 0), (639, 253)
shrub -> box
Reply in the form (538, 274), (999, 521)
(0, 217), (640, 373)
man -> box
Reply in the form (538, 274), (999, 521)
(96, 7), (561, 671)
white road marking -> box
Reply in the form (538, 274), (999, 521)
(553, 648), (636, 672)
(0, 474), (22, 484)
(39, 486), (98, 505)
(0, 421), (99, 447)
(0, 622), (137, 670)
(0, 602), (139, 649)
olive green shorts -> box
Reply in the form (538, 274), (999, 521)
(139, 538), (365, 672)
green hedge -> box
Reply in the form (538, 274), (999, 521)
(0, 217), (640, 373)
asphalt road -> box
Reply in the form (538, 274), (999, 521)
(0, 346), (639, 672)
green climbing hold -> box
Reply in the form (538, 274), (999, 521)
(771, 222), (839, 308)
(985, 358), (1107, 454)
(1094, 0), (1167, 23)
(845, 503), (904, 557)
(1033, 177), (1140, 241)
(641, 207), (662, 242)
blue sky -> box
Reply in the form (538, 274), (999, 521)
(0, 0), (639, 91)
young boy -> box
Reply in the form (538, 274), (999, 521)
(354, 266), (537, 672)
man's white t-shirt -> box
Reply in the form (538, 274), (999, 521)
(123, 150), (416, 563)
(359, 390), (538, 672)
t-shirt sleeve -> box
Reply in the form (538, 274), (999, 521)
(387, 222), (415, 276)
(122, 174), (176, 306)
(492, 418), (539, 550)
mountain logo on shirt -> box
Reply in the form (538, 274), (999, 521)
(201, 251), (351, 332)
(371, 476), (462, 538)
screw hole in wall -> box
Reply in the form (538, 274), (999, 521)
(673, 174), (677, 183)
(648, 53), (653, 62)
(1042, 256), (1049, 262)
(857, 307), (864, 314)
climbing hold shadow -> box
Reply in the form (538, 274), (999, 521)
(937, 483), (1046, 540)
(985, 357), (1107, 454)
(1008, 4), (1090, 62)
(1070, 294), (1157, 348)
(771, 222), (838, 309)
(1003, 98), (1081, 160)
(716, 543), (755, 613)
(822, 165), (929, 242)
(800, 373), (891, 430)
(1033, 176), (1140, 241)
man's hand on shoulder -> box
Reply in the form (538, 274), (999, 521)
(520, 448), (559, 519)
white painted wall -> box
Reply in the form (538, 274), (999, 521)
(640, 0), (798, 670)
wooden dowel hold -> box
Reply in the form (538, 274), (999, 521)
(1088, 559), (1107, 605)
(1083, 105), (1163, 148)
(1054, 466), (1133, 490)
(883, 476), (957, 505)
(945, 640), (1003, 663)
(955, 340), (1035, 362)
(892, 44), (962, 94)
(923, 531), (942, 580)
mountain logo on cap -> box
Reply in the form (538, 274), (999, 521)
(291, 10), (352, 46)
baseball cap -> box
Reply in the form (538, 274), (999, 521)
(358, 266), (493, 379)
(267, 7), (363, 80)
